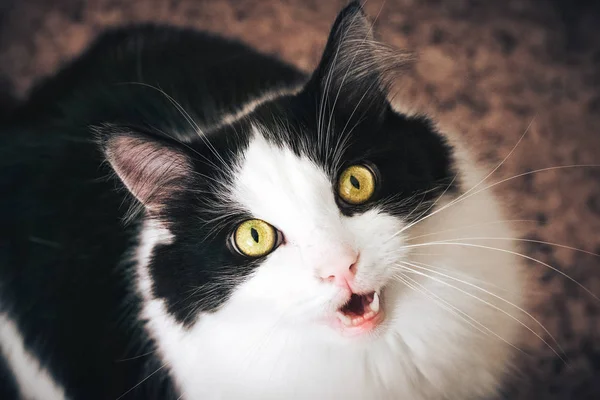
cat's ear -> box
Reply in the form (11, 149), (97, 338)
(309, 1), (410, 115)
(97, 125), (192, 214)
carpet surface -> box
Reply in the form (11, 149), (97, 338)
(1, 0), (600, 398)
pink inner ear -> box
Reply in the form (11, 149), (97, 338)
(105, 135), (191, 210)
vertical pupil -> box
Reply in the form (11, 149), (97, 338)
(350, 175), (360, 189)
(251, 227), (259, 243)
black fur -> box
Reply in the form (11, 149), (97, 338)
(0, 2), (454, 399)
(0, 354), (18, 399)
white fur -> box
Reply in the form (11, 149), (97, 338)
(137, 127), (525, 399)
(210, 86), (304, 131)
(0, 312), (67, 400)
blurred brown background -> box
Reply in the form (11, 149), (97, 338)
(1, 0), (600, 398)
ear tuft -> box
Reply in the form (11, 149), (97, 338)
(312, 2), (413, 109)
(96, 125), (192, 215)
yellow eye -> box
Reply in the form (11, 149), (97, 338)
(338, 164), (376, 205)
(233, 219), (278, 257)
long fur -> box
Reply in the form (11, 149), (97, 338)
(0, 2), (525, 399)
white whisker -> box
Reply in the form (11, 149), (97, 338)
(393, 272), (491, 337)
(393, 272), (527, 356)
(397, 260), (565, 359)
(400, 241), (600, 302)
(421, 236), (600, 258)
(395, 263), (563, 362)
(385, 118), (535, 241)
(325, 0), (386, 162)
(118, 82), (229, 169)
(115, 362), (168, 400)
(407, 259), (512, 292)
(405, 220), (537, 242)
(393, 164), (600, 242)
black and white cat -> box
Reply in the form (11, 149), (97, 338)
(0, 2), (526, 399)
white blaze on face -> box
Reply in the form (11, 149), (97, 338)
(227, 128), (407, 322)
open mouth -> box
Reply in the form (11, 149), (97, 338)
(335, 290), (382, 329)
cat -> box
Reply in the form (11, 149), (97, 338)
(0, 2), (526, 399)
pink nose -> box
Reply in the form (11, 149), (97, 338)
(317, 249), (359, 289)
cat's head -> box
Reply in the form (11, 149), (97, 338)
(98, 2), (456, 340)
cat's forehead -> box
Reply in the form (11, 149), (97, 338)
(231, 126), (341, 235)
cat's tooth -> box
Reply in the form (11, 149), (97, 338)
(369, 292), (380, 313)
(363, 311), (375, 320)
(336, 311), (353, 326)
(351, 316), (364, 326)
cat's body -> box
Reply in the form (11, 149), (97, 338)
(0, 3), (525, 400)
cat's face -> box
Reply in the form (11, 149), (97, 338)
(223, 128), (436, 339)
(100, 3), (454, 340)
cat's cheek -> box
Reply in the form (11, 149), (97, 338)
(227, 250), (338, 319)
(342, 209), (409, 284)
